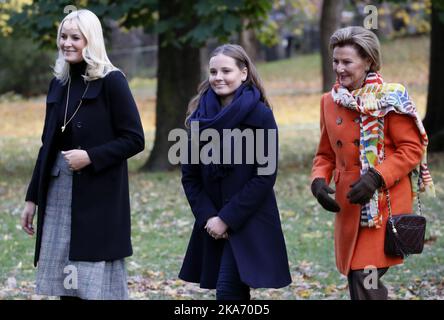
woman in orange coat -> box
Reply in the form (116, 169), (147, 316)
(311, 26), (434, 300)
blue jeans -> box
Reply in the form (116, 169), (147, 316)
(216, 242), (250, 300)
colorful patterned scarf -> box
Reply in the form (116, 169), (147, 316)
(331, 72), (435, 228)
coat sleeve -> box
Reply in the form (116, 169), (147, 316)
(311, 94), (336, 184)
(86, 71), (145, 173)
(374, 112), (423, 189)
(25, 78), (56, 204)
(181, 152), (219, 229)
(217, 107), (278, 232)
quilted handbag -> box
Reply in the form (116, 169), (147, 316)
(384, 189), (426, 258)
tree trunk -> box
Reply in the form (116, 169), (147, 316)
(141, 2), (201, 171)
(423, 1), (444, 152)
(239, 20), (260, 62)
(320, 0), (344, 93)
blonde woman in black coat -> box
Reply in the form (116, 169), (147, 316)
(20, 9), (144, 300)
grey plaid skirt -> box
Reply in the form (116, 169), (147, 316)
(35, 152), (129, 300)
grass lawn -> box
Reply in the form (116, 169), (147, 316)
(0, 35), (443, 300)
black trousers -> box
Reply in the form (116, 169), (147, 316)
(347, 267), (389, 300)
(216, 242), (250, 300)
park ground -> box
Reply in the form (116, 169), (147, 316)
(0, 36), (443, 299)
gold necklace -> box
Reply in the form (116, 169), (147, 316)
(61, 76), (90, 132)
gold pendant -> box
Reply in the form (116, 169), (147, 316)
(61, 125), (65, 132)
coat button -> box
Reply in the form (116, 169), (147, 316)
(354, 139), (360, 147)
(336, 140), (343, 148)
(354, 117), (360, 123)
(336, 117), (343, 125)
(76, 121), (82, 128)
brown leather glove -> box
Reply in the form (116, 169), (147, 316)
(347, 168), (383, 205)
(311, 178), (341, 212)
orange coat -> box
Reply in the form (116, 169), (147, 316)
(311, 93), (424, 275)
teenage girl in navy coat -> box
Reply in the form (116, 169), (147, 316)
(179, 44), (292, 300)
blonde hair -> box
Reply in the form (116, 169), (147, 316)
(185, 44), (271, 127)
(329, 26), (382, 72)
(54, 9), (118, 84)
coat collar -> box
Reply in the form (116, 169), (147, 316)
(46, 77), (104, 104)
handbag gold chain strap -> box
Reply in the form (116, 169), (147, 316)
(381, 141), (423, 234)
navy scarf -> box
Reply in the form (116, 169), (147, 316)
(189, 83), (261, 179)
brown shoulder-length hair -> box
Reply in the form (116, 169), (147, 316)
(185, 44), (271, 127)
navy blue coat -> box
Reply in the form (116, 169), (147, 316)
(179, 103), (292, 289)
(26, 71), (144, 266)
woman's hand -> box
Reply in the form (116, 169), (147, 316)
(347, 168), (382, 205)
(205, 217), (228, 240)
(21, 201), (36, 236)
(311, 178), (341, 212)
(62, 150), (92, 171)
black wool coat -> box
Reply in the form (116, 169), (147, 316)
(26, 70), (145, 266)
